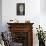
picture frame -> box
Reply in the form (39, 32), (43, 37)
(16, 3), (25, 15)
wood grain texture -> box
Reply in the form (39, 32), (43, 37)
(7, 23), (34, 46)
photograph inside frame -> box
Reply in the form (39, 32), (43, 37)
(17, 3), (25, 15)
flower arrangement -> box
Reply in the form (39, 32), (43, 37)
(36, 25), (45, 41)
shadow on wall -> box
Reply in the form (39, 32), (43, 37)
(40, 0), (46, 14)
(0, 0), (2, 32)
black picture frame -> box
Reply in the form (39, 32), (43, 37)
(16, 3), (25, 15)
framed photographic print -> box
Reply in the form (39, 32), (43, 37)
(16, 3), (25, 15)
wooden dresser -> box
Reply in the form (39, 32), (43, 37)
(7, 23), (34, 46)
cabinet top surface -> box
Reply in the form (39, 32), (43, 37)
(7, 23), (34, 25)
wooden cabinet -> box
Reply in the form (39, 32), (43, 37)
(7, 23), (34, 46)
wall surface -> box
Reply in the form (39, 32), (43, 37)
(2, 0), (40, 31)
(2, 0), (46, 46)
(0, 0), (2, 32)
(40, 0), (46, 31)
